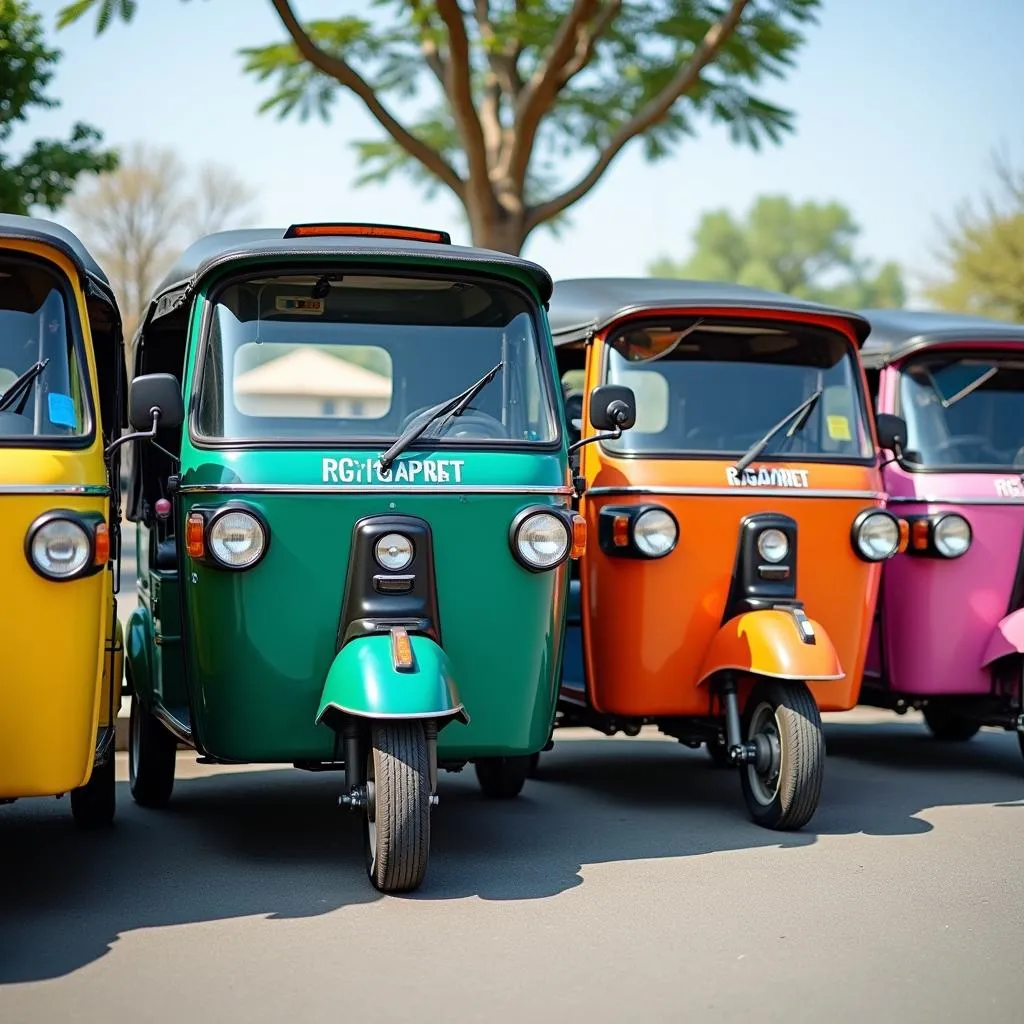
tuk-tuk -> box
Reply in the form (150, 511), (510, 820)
(120, 223), (590, 892)
(859, 309), (1024, 757)
(545, 278), (905, 829)
(0, 214), (125, 825)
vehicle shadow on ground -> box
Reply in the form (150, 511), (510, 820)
(1, 721), (1019, 982)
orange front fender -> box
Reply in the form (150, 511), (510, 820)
(697, 610), (844, 686)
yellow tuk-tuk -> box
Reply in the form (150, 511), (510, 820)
(0, 214), (125, 825)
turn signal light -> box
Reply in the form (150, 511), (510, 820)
(391, 627), (414, 671)
(897, 518), (909, 554)
(185, 513), (206, 559)
(284, 223), (452, 244)
(910, 519), (930, 551)
(93, 522), (110, 566)
(570, 514), (587, 558)
(611, 513), (630, 547)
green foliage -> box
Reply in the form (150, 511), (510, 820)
(649, 195), (905, 308)
(925, 151), (1024, 322)
(1, 0), (118, 214)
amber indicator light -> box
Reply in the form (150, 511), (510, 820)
(93, 523), (110, 565)
(571, 514), (587, 558)
(391, 627), (415, 671)
(611, 514), (630, 547)
(185, 513), (206, 559)
(911, 519), (930, 550)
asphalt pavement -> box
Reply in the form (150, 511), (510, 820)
(1, 714), (1022, 1023)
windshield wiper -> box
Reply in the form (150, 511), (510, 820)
(942, 365), (999, 408)
(378, 361), (503, 472)
(0, 359), (49, 413)
(734, 388), (824, 475)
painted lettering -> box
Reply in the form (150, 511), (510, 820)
(322, 457), (338, 483)
(725, 465), (809, 488)
(995, 477), (1024, 498)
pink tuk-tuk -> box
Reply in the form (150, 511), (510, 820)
(860, 309), (1024, 758)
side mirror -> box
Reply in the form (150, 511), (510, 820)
(588, 385), (637, 431)
(128, 373), (184, 433)
(875, 413), (907, 455)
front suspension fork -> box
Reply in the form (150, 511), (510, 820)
(339, 718), (440, 810)
(718, 674), (769, 769)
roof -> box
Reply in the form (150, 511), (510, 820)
(858, 308), (1024, 365)
(150, 228), (553, 305)
(548, 277), (871, 345)
(235, 347), (391, 398)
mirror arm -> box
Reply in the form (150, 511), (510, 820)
(104, 409), (162, 460)
(567, 425), (622, 458)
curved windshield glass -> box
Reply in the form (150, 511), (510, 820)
(195, 272), (558, 446)
(602, 317), (872, 460)
(898, 352), (1024, 470)
(0, 257), (90, 442)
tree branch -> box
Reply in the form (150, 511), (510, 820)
(407, 0), (447, 86)
(527, 0), (752, 231)
(268, 0), (463, 197)
(557, 0), (622, 84)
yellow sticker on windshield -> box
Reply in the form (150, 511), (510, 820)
(826, 415), (851, 441)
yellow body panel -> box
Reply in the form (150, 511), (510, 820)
(0, 239), (117, 799)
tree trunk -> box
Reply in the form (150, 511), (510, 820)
(467, 206), (528, 256)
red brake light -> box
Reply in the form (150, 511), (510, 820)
(283, 223), (451, 244)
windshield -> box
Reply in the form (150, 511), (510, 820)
(0, 256), (90, 442)
(195, 272), (558, 446)
(898, 352), (1024, 470)
(601, 317), (873, 461)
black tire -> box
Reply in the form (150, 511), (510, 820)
(364, 721), (431, 893)
(526, 752), (541, 778)
(705, 738), (732, 768)
(70, 753), (115, 827)
(129, 694), (177, 809)
(475, 756), (530, 799)
(922, 704), (981, 742)
(739, 679), (824, 831)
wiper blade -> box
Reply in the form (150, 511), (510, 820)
(378, 361), (503, 472)
(942, 365), (999, 408)
(0, 359), (49, 413)
(734, 388), (824, 475)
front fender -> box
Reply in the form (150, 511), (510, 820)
(981, 608), (1024, 668)
(125, 605), (155, 704)
(315, 634), (469, 728)
(697, 609), (844, 686)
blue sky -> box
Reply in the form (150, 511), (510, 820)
(20, 0), (1024, 299)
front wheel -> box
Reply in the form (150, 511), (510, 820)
(70, 753), (115, 827)
(475, 756), (530, 799)
(364, 721), (431, 893)
(739, 680), (824, 831)
(128, 694), (177, 809)
(922, 704), (981, 742)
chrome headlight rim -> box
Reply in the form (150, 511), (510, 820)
(205, 505), (270, 571)
(374, 532), (415, 572)
(631, 505), (679, 559)
(756, 527), (789, 564)
(509, 506), (572, 573)
(24, 509), (101, 582)
(851, 508), (901, 562)
(932, 513), (972, 559)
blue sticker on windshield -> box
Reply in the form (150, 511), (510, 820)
(48, 392), (77, 429)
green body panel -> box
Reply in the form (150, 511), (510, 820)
(125, 606), (153, 701)
(316, 633), (467, 724)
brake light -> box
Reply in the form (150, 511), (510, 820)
(283, 223), (451, 244)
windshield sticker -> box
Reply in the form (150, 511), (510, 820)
(726, 466), (810, 488)
(47, 392), (77, 429)
(826, 415), (852, 441)
(275, 296), (325, 314)
(994, 478), (1024, 498)
(323, 456), (465, 484)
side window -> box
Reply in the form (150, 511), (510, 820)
(863, 369), (881, 411)
(555, 344), (586, 441)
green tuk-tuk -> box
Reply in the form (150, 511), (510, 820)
(120, 223), (596, 892)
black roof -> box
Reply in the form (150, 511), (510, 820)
(0, 213), (115, 297)
(150, 228), (553, 307)
(858, 308), (1024, 366)
(548, 277), (871, 345)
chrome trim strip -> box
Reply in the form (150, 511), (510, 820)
(178, 483), (574, 496)
(886, 495), (1024, 506)
(0, 484), (110, 496)
(586, 486), (885, 500)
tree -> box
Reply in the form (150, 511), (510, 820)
(925, 148), (1024, 322)
(648, 195), (906, 308)
(59, 0), (821, 255)
(0, 0), (117, 214)
(65, 142), (259, 334)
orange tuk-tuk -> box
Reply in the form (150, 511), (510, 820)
(546, 279), (905, 829)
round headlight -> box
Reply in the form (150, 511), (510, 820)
(756, 528), (789, 564)
(375, 533), (414, 571)
(209, 510), (267, 569)
(933, 514), (971, 558)
(514, 511), (570, 570)
(29, 518), (91, 579)
(854, 511), (900, 561)
(633, 508), (678, 558)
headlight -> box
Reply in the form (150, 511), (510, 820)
(512, 510), (570, 571)
(933, 514), (971, 558)
(633, 508), (678, 558)
(853, 510), (900, 561)
(208, 510), (267, 569)
(28, 517), (91, 579)
(757, 528), (789, 563)
(375, 532), (414, 571)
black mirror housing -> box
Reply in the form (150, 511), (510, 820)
(588, 385), (636, 431)
(129, 373), (184, 432)
(875, 412), (907, 454)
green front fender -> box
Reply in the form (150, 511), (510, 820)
(315, 634), (469, 728)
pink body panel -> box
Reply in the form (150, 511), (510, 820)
(980, 608), (1024, 667)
